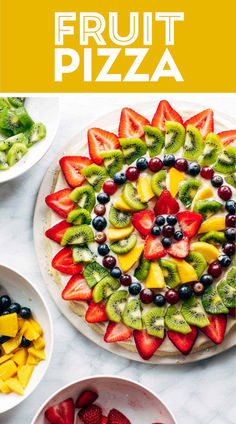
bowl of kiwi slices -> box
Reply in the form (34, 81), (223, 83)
(0, 97), (60, 184)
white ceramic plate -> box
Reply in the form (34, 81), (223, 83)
(31, 375), (176, 424)
(0, 97), (60, 184)
(0, 264), (53, 413)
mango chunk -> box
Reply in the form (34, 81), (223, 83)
(2, 334), (22, 354)
(26, 354), (41, 365)
(146, 263), (165, 288)
(17, 365), (34, 389)
(191, 242), (220, 263)
(0, 381), (11, 393)
(198, 216), (226, 234)
(108, 225), (134, 241)
(23, 323), (40, 341)
(33, 336), (45, 351)
(169, 168), (187, 197)
(0, 313), (18, 337)
(6, 378), (24, 396)
(0, 354), (13, 364)
(0, 360), (17, 381)
(137, 177), (155, 202)
(27, 347), (46, 360)
(118, 245), (143, 273)
(13, 348), (28, 366)
(29, 318), (43, 336)
(171, 259), (198, 283)
(192, 186), (214, 208)
(114, 195), (135, 212)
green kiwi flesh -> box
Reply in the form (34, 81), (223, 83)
(69, 185), (95, 212)
(7, 143), (28, 166)
(144, 125), (164, 157)
(185, 251), (207, 278)
(83, 262), (109, 288)
(106, 290), (129, 322)
(61, 225), (94, 246)
(101, 150), (123, 177)
(82, 164), (107, 192)
(183, 124), (204, 160)
(0, 151), (9, 170)
(198, 231), (226, 245)
(202, 286), (229, 314)
(110, 234), (137, 254)
(151, 170), (167, 197)
(213, 146), (236, 174)
(217, 280), (236, 308)
(119, 138), (147, 165)
(72, 246), (95, 263)
(178, 178), (201, 208)
(109, 204), (132, 228)
(159, 259), (180, 288)
(164, 121), (185, 154)
(67, 208), (91, 225)
(134, 253), (151, 281)
(181, 296), (210, 327)
(122, 182), (147, 211)
(122, 299), (143, 330)
(143, 307), (165, 338)
(165, 305), (191, 334)
(199, 133), (222, 166)
(193, 200), (223, 219)
(225, 173), (236, 189)
(92, 276), (120, 303)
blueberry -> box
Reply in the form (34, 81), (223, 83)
(110, 267), (122, 279)
(98, 243), (110, 256)
(1, 311), (10, 316)
(153, 294), (166, 306)
(161, 237), (172, 248)
(8, 303), (21, 314)
(174, 231), (183, 241)
(0, 295), (11, 310)
(225, 228), (236, 242)
(20, 336), (31, 348)
(92, 216), (107, 231)
(151, 226), (161, 236)
(97, 192), (110, 204)
(166, 215), (177, 225)
(113, 171), (127, 185)
(155, 216), (165, 226)
(218, 255), (232, 268)
(129, 282), (142, 295)
(187, 162), (200, 176)
(200, 274), (213, 287)
(225, 199), (236, 214)
(178, 284), (193, 300)
(20, 307), (32, 319)
(0, 335), (10, 344)
(163, 154), (175, 167)
(211, 174), (223, 188)
(136, 157), (148, 171)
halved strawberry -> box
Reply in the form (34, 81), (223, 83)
(76, 390), (98, 409)
(133, 329), (166, 360)
(45, 398), (74, 424)
(85, 300), (108, 323)
(88, 128), (119, 165)
(102, 417), (108, 424)
(154, 190), (179, 215)
(200, 314), (227, 344)
(118, 107), (150, 138)
(52, 247), (83, 275)
(168, 325), (198, 355)
(108, 408), (131, 424)
(45, 188), (75, 218)
(104, 321), (132, 343)
(62, 275), (92, 301)
(144, 235), (166, 260)
(184, 109), (214, 138)
(151, 100), (183, 132)
(131, 210), (155, 236)
(167, 237), (190, 259)
(78, 404), (102, 424)
(228, 307), (236, 317)
(218, 130), (236, 147)
(176, 211), (203, 238)
(45, 220), (72, 244)
(60, 156), (93, 188)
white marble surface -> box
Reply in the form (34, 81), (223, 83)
(0, 94), (235, 424)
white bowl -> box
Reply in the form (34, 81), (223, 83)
(0, 264), (53, 413)
(0, 97), (60, 183)
(31, 376), (176, 424)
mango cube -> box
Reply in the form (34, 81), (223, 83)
(33, 337), (45, 350)
(0, 354), (13, 364)
(26, 354), (41, 365)
(27, 347), (46, 360)
(13, 348), (28, 366)
(29, 319), (43, 336)
(2, 334), (22, 354)
(6, 378), (24, 396)
(0, 313), (18, 337)
(0, 360), (17, 381)
(17, 365), (34, 389)
(23, 322), (40, 341)
(0, 381), (11, 393)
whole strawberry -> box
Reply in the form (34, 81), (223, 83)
(78, 404), (102, 424)
(108, 408), (131, 424)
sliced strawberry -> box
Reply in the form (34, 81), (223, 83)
(76, 390), (98, 409)
(131, 210), (155, 236)
(168, 325), (198, 355)
(78, 404), (102, 424)
(167, 237), (190, 259)
(52, 247), (83, 275)
(118, 107), (150, 138)
(85, 300), (108, 323)
(60, 156), (93, 188)
(184, 109), (214, 138)
(218, 130), (236, 147)
(102, 417), (108, 424)
(45, 398), (74, 424)
(144, 235), (166, 260)
(154, 190), (179, 215)
(133, 329), (166, 360)
(45, 220), (72, 244)
(176, 211), (203, 238)
(108, 408), (131, 424)
(88, 128), (119, 165)
(45, 188), (75, 218)
(228, 307), (236, 317)
(151, 100), (183, 132)
(62, 275), (92, 301)
(104, 321), (132, 343)
(200, 314), (227, 344)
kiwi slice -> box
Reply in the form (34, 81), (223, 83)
(151, 170), (167, 197)
(101, 150), (123, 177)
(61, 225), (94, 246)
(8, 97), (25, 108)
(164, 121), (185, 154)
(119, 138), (147, 165)
(69, 185), (95, 212)
(143, 307), (165, 338)
(0, 151), (9, 170)
(67, 208), (91, 225)
(122, 182), (147, 211)
(92, 276), (120, 303)
(0, 109), (22, 132)
(15, 107), (34, 129)
(213, 146), (236, 174)
(26, 123), (46, 146)
(122, 299), (142, 330)
(217, 280), (236, 308)
(183, 125), (204, 160)
(181, 296), (210, 327)
(109, 204), (132, 228)
(185, 251), (207, 278)
(0, 98), (11, 109)
(72, 246), (95, 263)
(165, 305), (191, 334)
(225, 172), (236, 189)
(198, 231), (226, 245)
(226, 268), (236, 288)
(199, 133), (222, 166)
(193, 199), (223, 219)
(159, 259), (180, 288)
(134, 253), (151, 281)
(106, 290), (129, 322)
(144, 125), (164, 157)
(82, 164), (107, 192)
(110, 233), (137, 254)
(7, 143), (28, 167)
(179, 178), (201, 208)
(202, 286), (229, 314)
(83, 262), (109, 288)
(0, 133), (26, 151)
